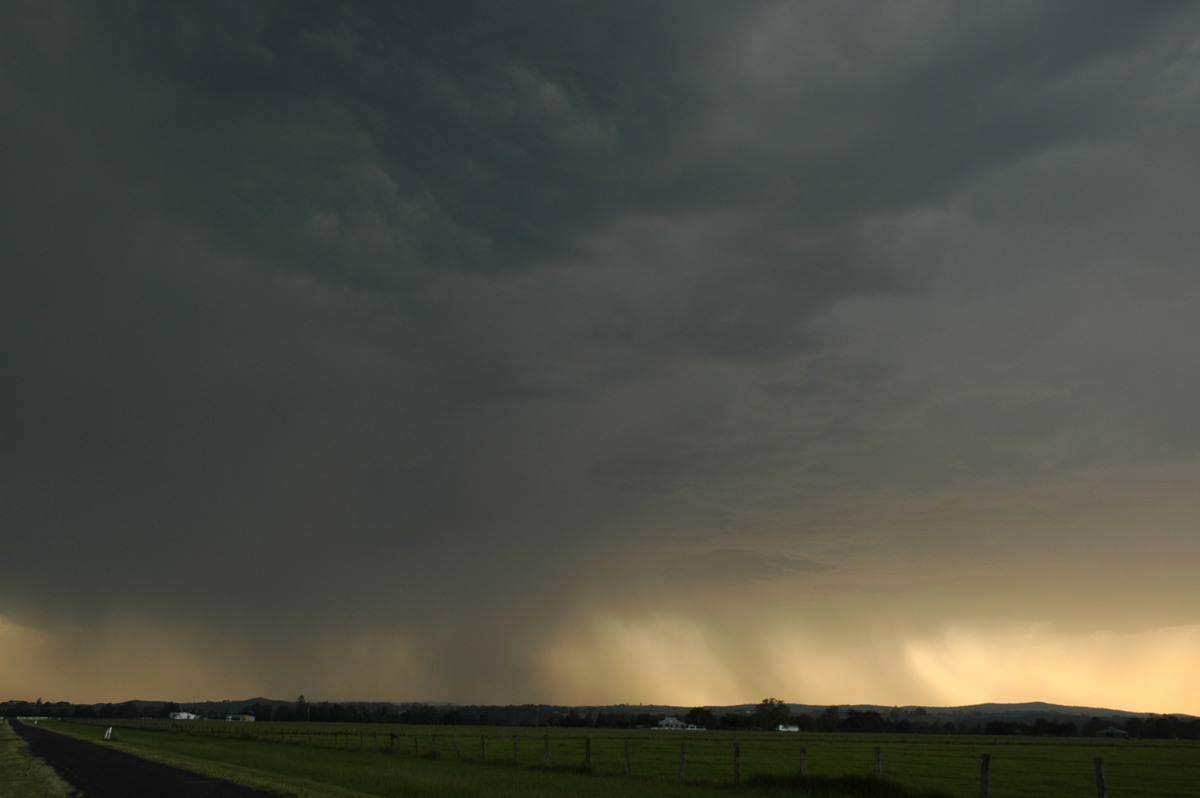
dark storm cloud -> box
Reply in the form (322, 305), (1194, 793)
(91, 1), (733, 277)
(4, 1), (1200, 705)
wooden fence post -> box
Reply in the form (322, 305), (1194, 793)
(733, 743), (741, 783)
(874, 747), (882, 775)
(585, 736), (592, 769)
(980, 753), (991, 798)
(512, 734), (519, 763)
(544, 734), (551, 767)
(452, 739), (462, 758)
(800, 746), (807, 774)
(679, 741), (687, 780)
(1095, 757), (1107, 798)
(480, 735), (488, 761)
(624, 737), (631, 776)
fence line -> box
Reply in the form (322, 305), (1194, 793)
(69, 719), (1141, 796)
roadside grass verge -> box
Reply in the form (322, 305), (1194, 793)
(0, 721), (75, 798)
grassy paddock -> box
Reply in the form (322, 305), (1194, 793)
(0, 720), (75, 798)
(52, 719), (1200, 797)
(36, 720), (948, 798)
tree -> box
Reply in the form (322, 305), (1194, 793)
(557, 709), (587, 727)
(246, 701), (272, 721)
(844, 709), (886, 733)
(753, 697), (791, 730)
(818, 706), (842, 732)
(719, 711), (752, 730)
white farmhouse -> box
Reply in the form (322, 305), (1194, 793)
(656, 716), (702, 730)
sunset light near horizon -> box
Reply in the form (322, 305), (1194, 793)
(4, 2), (1200, 717)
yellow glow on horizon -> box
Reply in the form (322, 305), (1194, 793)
(904, 623), (1200, 713)
(302, 631), (431, 700)
(540, 612), (1200, 714)
(540, 612), (743, 706)
(7, 610), (1200, 715)
(0, 616), (55, 694)
(759, 628), (936, 707)
(0, 613), (435, 704)
(0, 614), (263, 702)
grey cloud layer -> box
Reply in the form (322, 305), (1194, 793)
(4, 1), (1200, 700)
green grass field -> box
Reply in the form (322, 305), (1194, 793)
(43, 719), (1200, 797)
(0, 720), (75, 798)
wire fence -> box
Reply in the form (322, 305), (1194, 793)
(68, 718), (1195, 797)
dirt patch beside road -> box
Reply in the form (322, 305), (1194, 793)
(10, 720), (284, 798)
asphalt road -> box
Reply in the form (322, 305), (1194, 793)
(11, 720), (283, 798)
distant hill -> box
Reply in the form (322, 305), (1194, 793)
(126, 698), (1195, 721)
(724, 700), (1194, 721)
(7, 696), (1193, 729)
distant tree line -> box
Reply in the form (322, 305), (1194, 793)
(4, 696), (1198, 740)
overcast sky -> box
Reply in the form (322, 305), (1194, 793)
(4, 1), (1200, 714)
